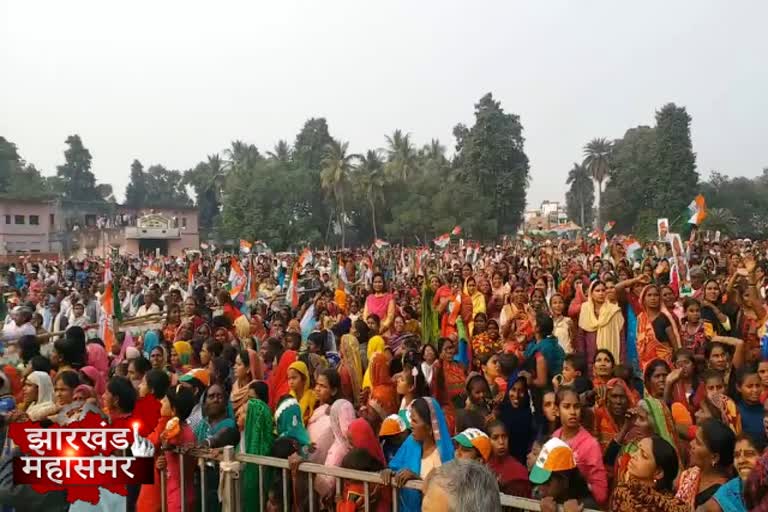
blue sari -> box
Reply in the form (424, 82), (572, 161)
(713, 477), (745, 512)
(389, 397), (454, 512)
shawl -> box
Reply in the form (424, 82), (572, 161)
(231, 378), (252, 424)
(25, 370), (55, 421)
(86, 343), (109, 374)
(362, 335), (385, 389)
(713, 477), (746, 512)
(421, 281), (440, 347)
(307, 403), (333, 463)
(340, 334), (362, 406)
(80, 365), (106, 396)
(610, 480), (689, 512)
(315, 399), (356, 497)
(267, 349), (297, 410)
(675, 466), (709, 508)
(578, 281), (624, 361)
(172, 341), (193, 367)
(242, 398), (274, 512)
(389, 397), (454, 512)
(288, 360), (317, 423)
(365, 292), (393, 321)
(709, 392), (742, 434)
(275, 397), (309, 446)
(635, 286), (680, 370)
(142, 330), (160, 361)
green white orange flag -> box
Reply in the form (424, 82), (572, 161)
(687, 194), (707, 225)
(99, 259), (117, 354)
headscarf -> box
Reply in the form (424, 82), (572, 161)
(498, 374), (534, 464)
(349, 418), (385, 465)
(578, 280), (624, 360)
(267, 349), (297, 410)
(636, 285), (680, 370)
(275, 397), (309, 446)
(340, 334), (362, 405)
(172, 341), (193, 367)
(113, 330), (135, 367)
(142, 330), (161, 360)
(362, 335), (385, 389)
(389, 397), (454, 512)
(242, 397), (275, 512)
(25, 371), (54, 420)
(86, 342), (109, 375)
(315, 399), (356, 497)
(288, 361), (317, 423)
(708, 392), (742, 434)
(80, 365), (106, 396)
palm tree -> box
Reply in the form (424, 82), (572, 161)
(320, 139), (358, 248)
(583, 137), (612, 227)
(565, 163), (594, 228)
(357, 149), (386, 240)
(702, 207), (738, 235)
(225, 140), (260, 171)
(267, 140), (291, 162)
(385, 129), (417, 181)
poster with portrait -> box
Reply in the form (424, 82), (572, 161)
(657, 218), (670, 242)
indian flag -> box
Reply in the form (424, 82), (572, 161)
(433, 233), (450, 248)
(374, 239), (390, 249)
(228, 257), (247, 299)
(99, 259), (120, 354)
(299, 248), (313, 268)
(687, 194), (707, 225)
(239, 239), (252, 254)
(624, 236), (642, 261)
(603, 221), (615, 232)
(451, 225), (462, 236)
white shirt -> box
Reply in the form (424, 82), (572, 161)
(136, 303), (160, 317)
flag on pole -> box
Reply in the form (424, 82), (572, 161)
(286, 265), (300, 309)
(451, 226), (462, 236)
(433, 233), (450, 248)
(624, 236), (642, 261)
(298, 248), (313, 268)
(99, 259), (118, 354)
(248, 258), (258, 302)
(228, 257), (247, 299)
(239, 239), (252, 254)
(603, 221), (616, 232)
(374, 239), (390, 249)
(187, 255), (200, 295)
(687, 194), (707, 225)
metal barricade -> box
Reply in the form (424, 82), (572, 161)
(159, 445), (600, 512)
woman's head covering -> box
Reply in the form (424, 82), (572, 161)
(362, 336), (387, 389)
(275, 397), (309, 446)
(498, 374), (534, 463)
(26, 371), (54, 405)
(288, 361), (310, 385)
(86, 342), (109, 374)
(340, 334), (362, 406)
(74, 384), (98, 402)
(80, 365), (106, 396)
(707, 392), (741, 434)
(606, 377), (638, 408)
(173, 341), (193, 366)
(142, 330), (161, 359)
(114, 331), (135, 367)
(330, 399), (356, 450)
(349, 417), (385, 465)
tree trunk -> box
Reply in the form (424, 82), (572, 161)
(370, 199), (378, 241)
(340, 193), (346, 249)
(595, 180), (602, 229)
(325, 209), (334, 245)
(580, 198), (585, 228)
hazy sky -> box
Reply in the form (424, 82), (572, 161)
(2, 1), (767, 208)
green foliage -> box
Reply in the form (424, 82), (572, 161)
(565, 163), (594, 228)
(56, 135), (98, 201)
(126, 159), (191, 209)
(700, 170), (768, 237)
(125, 160), (146, 208)
(0, 137), (56, 199)
(651, 104), (698, 217)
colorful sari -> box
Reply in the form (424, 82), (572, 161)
(610, 480), (689, 512)
(288, 360), (317, 424)
(594, 378), (638, 453)
(578, 281), (624, 364)
(338, 418), (391, 512)
(339, 334), (362, 406)
(421, 280), (440, 347)
(470, 323), (503, 367)
(315, 400), (356, 498)
(635, 286), (680, 370)
(431, 358), (466, 435)
(242, 398), (274, 512)
(267, 349), (297, 410)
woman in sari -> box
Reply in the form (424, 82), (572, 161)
(314, 399), (356, 499)
(242, 383), (274, 512)
(594, 377), (637, 474)
(488, 271), (510, 322)
(338, 334), (362, 406)
(381, 397), (454, 512)
(465, 276), (486, 336)
(162, 304), (182, 343)
(362, 336), (398, 416)
(288, 360), (317, 424)
(170, 341), (193, 379)
(471, 318), (503, 370)
(576, 280), (625, 371)
(265, 337), (298, 410)
(675, 418), (735, 508)
(430, 337), (466, 434)
(636, 285), (681, 371)
(307, 368), (340, 464)
(86, 341), (109, 375)
(699, 433), (763, 512)
(436, 275), (471, 340)
(364, 273), (395, 334)
(182, 296), (206, 332)
(338, 418), (391, 512)
(499, 286), (536, 357)
(18, 371), (55, 421)
(231, 349), (257, 429)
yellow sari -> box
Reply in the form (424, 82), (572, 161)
(289, 361), (317, 424)
(362, 335), (385, 390)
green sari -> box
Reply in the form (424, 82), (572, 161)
(421, 281), (439, 347)
(243, 398), (275, 512)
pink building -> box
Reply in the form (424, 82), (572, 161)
(0, 199), (59, 256)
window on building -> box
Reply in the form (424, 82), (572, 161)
(4, 215), (9, 224)
(29, 215), (39, 225)
(50, 214), (55, 226)
(14, 215), (25, 225)
(182, 217), (187, 228)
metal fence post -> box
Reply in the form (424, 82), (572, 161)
(198, 457), (207, 512)
(221, 445), (241, 512)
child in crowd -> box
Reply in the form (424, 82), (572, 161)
(487, 419), (531, 497)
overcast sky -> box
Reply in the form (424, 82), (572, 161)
(2, 1), (766, 208)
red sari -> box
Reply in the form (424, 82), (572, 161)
(368, 353), (397, 416)
(431, 359), (466, 434)
(267, 350), (297, 410)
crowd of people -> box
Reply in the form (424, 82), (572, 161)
(1, 233), (768, 512)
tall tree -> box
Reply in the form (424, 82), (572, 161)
(385, 129), (417, 181)
(356, 149), (386, 241)
(225, 140), (261, 171)
(582, 137), (612, 228)
(0, 137), (20, 193)
(184, 154), (226, 229)
(320, 139), (357, 248)
(651, 103), (698, 217)
(268, 140), (291, 162)
(454, 93), (530, 234)
(56, 135), (98, 201)
(124, 159), (146, 208)
(293, 118), (333, 170)
(565, 163), (594, 228)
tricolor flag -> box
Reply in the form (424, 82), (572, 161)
(286, 265), (300, 308)
(239, 239), (252, 254)
(374, 239), (390, 249)
(624, 236), (642, 261)
(451, 225), (462, 236)
(595, 233), (609, 258)
(433, 233), (450, 248)
(687, 194), (707, 225)
(298, 248), (313, 268)
(99, 259), (120, 354)
(187, 255), (200, 295)
(228, 257), (247, 299)
(247, 258), (258, 302)
(603, 221), (616, 232)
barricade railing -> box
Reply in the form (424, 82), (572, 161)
(160, 445), (600, 512)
